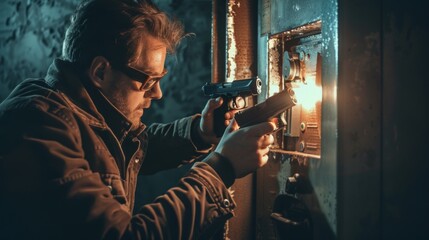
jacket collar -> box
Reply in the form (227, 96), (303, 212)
(45, 59), (145, 142)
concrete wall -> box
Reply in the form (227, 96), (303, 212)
(0, 0), (78, 101)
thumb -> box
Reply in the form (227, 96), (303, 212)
(248, 122), (276, 137)
(209, 97), (223, 110)
(202, 97), (223, 116)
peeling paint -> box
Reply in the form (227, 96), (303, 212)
(226, 0), (239, 82)
(268, 38), (281, 96)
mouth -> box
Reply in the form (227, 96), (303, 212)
(137, 103), (150, 110)
(137, 104), (150, 114)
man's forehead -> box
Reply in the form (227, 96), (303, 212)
(134, 35), (165, 56)
(137, 34), (166, 51)
(130, 35), (167, 72)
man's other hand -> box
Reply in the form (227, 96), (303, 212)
(215, 120), (276, 178)
(198, 97), (236, 144)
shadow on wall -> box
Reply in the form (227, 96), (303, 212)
(0, 0), (213, 210)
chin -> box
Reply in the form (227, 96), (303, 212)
(130, 113), (143, 130)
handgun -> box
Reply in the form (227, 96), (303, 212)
(202, 77), (262, 137)
(234, 88), (297, 130)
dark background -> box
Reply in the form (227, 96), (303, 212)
(0, 0), (212, 209)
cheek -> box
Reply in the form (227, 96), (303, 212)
(104, 77), (142, 112)
(126, 92), (144, 109)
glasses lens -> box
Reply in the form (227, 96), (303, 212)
(118, 65), (167, 91)
(140, 77), (161, 91)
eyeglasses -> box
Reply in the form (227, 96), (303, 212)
(117, 65), (168, 91)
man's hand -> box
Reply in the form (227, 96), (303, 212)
(215, 120), (276, 178)
(199, 97), (235, 144)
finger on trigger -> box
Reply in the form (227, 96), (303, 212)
(224, 112), (231, 120)
(225, 110), (239, 120)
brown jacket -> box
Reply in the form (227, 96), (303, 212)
(0, 59), (236, 239)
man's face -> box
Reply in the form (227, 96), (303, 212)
(101, 35), (167, 129)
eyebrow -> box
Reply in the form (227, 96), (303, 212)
(131, 65), (164, 76)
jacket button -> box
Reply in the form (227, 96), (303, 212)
(134, 158), (139, 163)
(107, 185), (113, 191)
(222, 199), (231, 208)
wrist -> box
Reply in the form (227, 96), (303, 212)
(191, 117), (213, 150)
(203, 152), (236, 187)
(196, 116), (220, 145)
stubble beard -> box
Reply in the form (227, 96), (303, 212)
(108, 86), (143, 131)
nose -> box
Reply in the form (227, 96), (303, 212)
(145, 81), (163, 99)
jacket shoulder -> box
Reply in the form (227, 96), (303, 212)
(0, 78), (76, 128)
(1, 78), (63, 107)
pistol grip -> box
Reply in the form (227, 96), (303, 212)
(213, 103), (229, 137)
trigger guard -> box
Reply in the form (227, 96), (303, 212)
(229, 96), (247, 110)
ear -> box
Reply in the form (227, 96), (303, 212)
(88, 56), (111, 89)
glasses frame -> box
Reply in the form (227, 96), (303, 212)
(116, 65), (168, 91)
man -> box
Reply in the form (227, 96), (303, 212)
(0, 0), (274, 239)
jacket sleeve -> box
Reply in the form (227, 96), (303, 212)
(0, 99), (235, 240)
(141, 115), (213, 174)
(131, 161), (236, 239)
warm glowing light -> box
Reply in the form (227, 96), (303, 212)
(292, 81), (322, 109)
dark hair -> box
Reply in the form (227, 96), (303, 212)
(62, 0), (185, 68)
